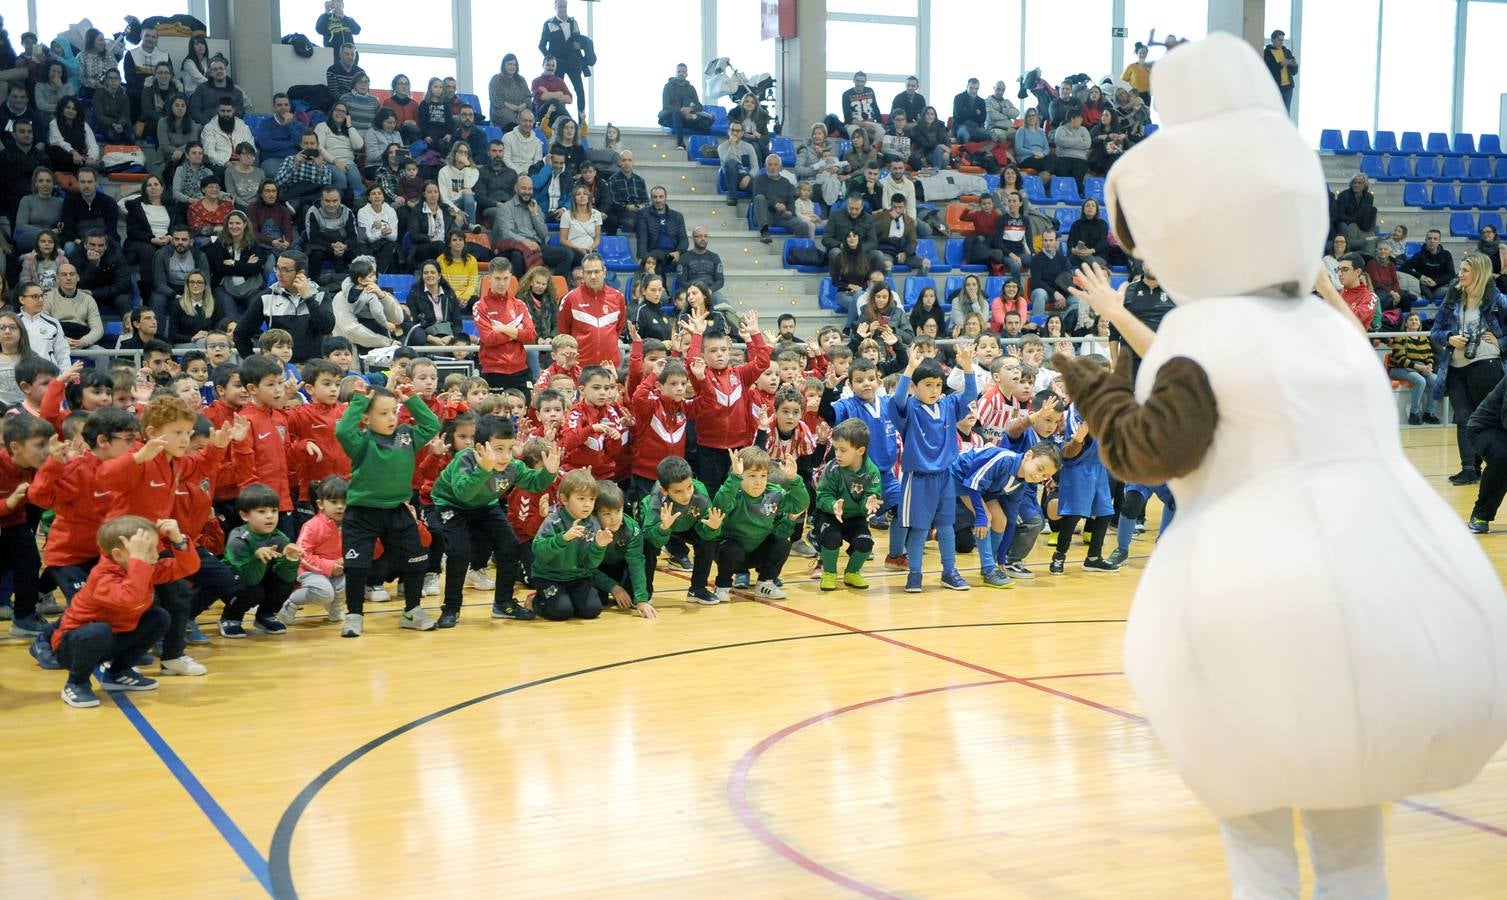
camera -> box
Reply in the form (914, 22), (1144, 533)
(1464, 328), (1482, 360)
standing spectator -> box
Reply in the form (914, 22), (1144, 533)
(123, 175), (181, 293)
(659, 62), (711, 150)
(67, 228), (132, 318)
(890, 76), (926, 125)
(1052, 109), (1091, 195)
(178, 35), (212, 97)
(729, 93), (772, 163)
(92, 69), (133, 147)
(1263, 30), (1298, 110)
(124, 26), (171, 122)
(315, 0), (362, 60)
(77, 27), (124, 97)
(952, 78), (987, 144)
(493, 179), (573, 278)
(42, 260), (103, 349)
(340, 72), (380, 132)
(681, 227), (727, 306)
(1405, 228), (1454, 302)
(1433, 254), (1507, 486)
(556, 252), (625, 368)
(538, 0), (592, 125)
(841, 72), (881, 145)
(47, 98), (99, 173)
(752, 155), (811, 243)
(156, 94), (196, 183)
(188, 57), (249, 126)
(200, 98), (254, 168)
(503, 108), (543, 176)
(324, 43), (364, 98)
(354, 186), (400, 273)
(303, 186), (357, 279)
(1335, 174), (1377, 254)
(150, 225), (209, 328)
(985, 81), (1021, 144)
(315, 102), (364, 200)
(275, 132), (335, 209)
(489, 54), (533, 134)
(204, 210), (265, 317)
(1122, 42), (1152, 104)
(381, 74), (422, 142)
(531, 57), (573, 138)
(60, 167), (120, 246)
(604, 149), (648, 236)
(635, 186), (687, 274)
(13, 166), (63, 253)
(717, 121), (759, 206)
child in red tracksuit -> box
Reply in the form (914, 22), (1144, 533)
(627, 356), (691, 508)
(48, 516), (200, 707)
(600, 377), (633, 483)
(506, 436), (559, 587)
(176, 414), (254, 639)
(560, 366), (620, 474)
(473, 262), (537, 393)
(0, 414), (58, 638)
(234, 355), (295, 532)
(203, 364), (250, 528)
(398, 357), (468, 426)
(539, 334), (582, 385)
(285, 360), (352, 505)
(684, 308), (770, 493)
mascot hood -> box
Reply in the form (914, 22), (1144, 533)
(1104, 32), (1327, 302)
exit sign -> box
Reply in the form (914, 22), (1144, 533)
(1111, 27), (1130, 37)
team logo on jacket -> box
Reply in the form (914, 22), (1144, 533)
(200, 478), (211, 494)
(276, 425), (287, 440)
(397, 433), (412, 447)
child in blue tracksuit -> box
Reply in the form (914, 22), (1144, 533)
(1052, 363), (1118, 574)
(953, 443), (1062, 588)
(887, 350), (977, 592)
(1108, 482), (1177, 568)
(822, 358), (906, 565)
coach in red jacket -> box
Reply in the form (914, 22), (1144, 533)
(474, 261), (538, 392)
(556, 252), (625, 369)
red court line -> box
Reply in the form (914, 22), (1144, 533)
(1398, 799), (1507, 839)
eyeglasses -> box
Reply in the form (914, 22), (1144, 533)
(206, 342), (230, 349)
(0, 324), (19, 332)
(1336, 266), (1356, 273)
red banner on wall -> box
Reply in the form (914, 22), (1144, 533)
(762, 0), (795, 40)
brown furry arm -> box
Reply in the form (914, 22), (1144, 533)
(1052, 352), (1217, 484)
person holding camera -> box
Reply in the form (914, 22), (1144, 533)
(1432, 253), (1507, 486)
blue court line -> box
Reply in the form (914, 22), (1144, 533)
(109, 690), (274, 896)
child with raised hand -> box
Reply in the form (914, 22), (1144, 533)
(639, 455), (720, 605)
(887, 343), (978, 593)
(413, 412), (474, 598)
(235, 354), (294, 533)
(560, 365), (620, 474)
(1050, 357), (1118, 574)
(174, 414), (254, 645)
(821, 357), (906, 566)
(279, 475), (349, 627)
(684, 308), (773, 493)
(706, 447), (808, 603)
(1, 415), (59, 637)
(431, 414), (555, 627)
(627, 355), (691, 509)
(220, 484), (302, 637)
(812, 419), (883, 591)
(285, 359), (352, 508)
(49, 516), (200, 708)
(335, 381), (443, 636)
(952, 442), (1062, 588)
(591, 481), (655, 618)
(530, 469), (613, 621)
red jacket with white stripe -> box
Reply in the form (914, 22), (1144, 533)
(296, 511), (344, 577)
(556, 282), (626, 368)
(97, 447), (218, 523)
(474, 285), (537, 376)
(51, 545), (200, 650)
(560, 400), (616, 474)
(31, 453), (113, 567)
(173, 441), (251, 544)
(685, 333), (772, 449)
(628, 369), (689, 480)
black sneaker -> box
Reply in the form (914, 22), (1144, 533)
(1083, 556), (1121, 573)
(437, 609), (460, 628)
(687, 587), (719, 606)
(1407, 412), (1422, 426)
(492, 601), (536, 620)
(1048, 556), (1065, 575)
(9, 613), (49, 637)
(1469, 517), (1490, 534)
(1449, 468), (1480, 485)
(725, 196), (737, 206)
(1422, 412), (1441, 424)
(665, 552), (692, 571)
(219, 620), (247, 638)
(1002, 561), (1035, 580)
(100, 667), (158, 692)
(252, 617), (288, 635)
(759, 226), (772, 244)
(61, 681), (100, 708)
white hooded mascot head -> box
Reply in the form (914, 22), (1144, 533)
(1104, 33), (1327, 302)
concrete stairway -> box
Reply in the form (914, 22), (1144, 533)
(1321, 154), (1479, 257)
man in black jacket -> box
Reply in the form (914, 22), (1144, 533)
(1028, 229), (1073, 316)
(236, 250), (332, 362)
(605, 150), (649, 236)
(476, 139), (519, 228)
(952, 78), (987, 143)
(539, 0), (592, 123)
(68, 229), (134, 318)
(1, 118), (48, 220)
(822, 192), (885, 272)
(303, 186), (357, 281)
(1467, 375), (1507, 533)
(635, 186), (687, 272)
(890, 76), (926, 125)
(1262, 30), (1298, 111)
(1335, 174), (1377, 254)
(659, 63), (711, 150)
(1403, 228), (1455, 301)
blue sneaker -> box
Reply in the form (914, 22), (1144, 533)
(219, 620), (248, 639)
(904, 572), (923, 593)
(981, 568), (1014, 589)
(940, 570), (971, 591)
(9, 613), (49, 638)
(252, 617), (288, 635)
(732, 572), (750, 589)
(61, 681), (100, 708)
(184, 621), (211, 644)
(30, 634), (62, 669)
(99, 668), (158, 692)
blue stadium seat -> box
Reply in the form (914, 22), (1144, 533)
(1358, 155), (1384, 180)
(1480, 134), (1503, 157)
(747, 199), (790, 234)
(1427, 132), (1453, 155)
(1319, 129), (1344, 153)
(708, 106), (730, 135)
(1469, 157), (1497, 182)
(943, 276), (964, 305)
(1425, 184), (1457, 210)
(983, 174), (1000, 192)
(915, 238), (947, 272)
(1372, 131), (1398, 154)
(1405, 241), (1422, 258)
(1441, 156), (1466, 180)
(818, 278), (845, 313)
(1488, 185), (1507, 207)
(1450, 212), (1477, 238)
(244, 114), (271, 133)
(771, 137), (796, 166)
(377, 274), (414, 296)
(1344, 130), (1371, 154)
(1380, 156), (1411, 181)
(458, 93), (483, 119)
(461, 319), (478, 338)
(903, 275), (936, 309)
(1050, 178), (1081, 203)
(1459, 184), (1487, 209)
(782, 238), (825, 272)
(944, 239), (988, 272)
(1084, 176), (1106, 204)
(599, 235), (636, 272)
(1411, 156), (1440, 180)
(104, 319), (123, 338)
(482, 126), (503, 143)
(1053, 206), (1082, 233)
(984, 276), (1007, 298)
(1453, 133), (1476, 156)
(1402, 183), (1429, 207)
(1021, 174), (1048, 203)
(1399, 132), (1424, 153)
(716, 167), (752, 197)
(1480, 211), (1505, 236)
(687, 134), (719, 164)
(1142, 123), (1158, 138)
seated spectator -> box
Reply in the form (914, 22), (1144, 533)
(92, 69), (133, 146)
(843, 127), (878, 175)
(248, 179), (295, 258)
(840, 72), (881, 145)
(411, 180), (463, 265)
(47, 98), (99, 172)
(453, 103), (489, 162)
(171, 142), (214, 205)
(275, 132), (335, 210)
(254, 93), (307, 178)
(1390, 312), (1441, 425)
(188, 56), (248, 126)
(1336, 174), (1378, 254)
(489, 53), (532, 133)
(34, 60), (76, 118)
(531, 145), (572, 212)
(1029, 229), (1073, 315)
(167, 269), (216, 341)
(1052, 109), (1091, 194)
(1337, 252), (1379, 330)
(156, 93), (197, 181)
(873, 192), (924, 273)
(556, 184), (603, 269)
(990, 278), (1028, 331)
(304, 186), (358, 279)
(1322, 233), (1348, 289)
(150, 225), (210, 326)
(952, 78), (987, 144)
(204, 210), (266, 317)
(855, 281), (913, 347)
(1088, 109), (1128, 175)
(1066, 198), (1109, 268)
(188, 176), (234, 238)
(363, 109), (404, 181)
(235, 249), (332, 362)
(795, 122), (847, 207)
(993, 164), (1033, 218)
(752, 155), (811, 243)
(910, 284), (946, 336)
(314, 102), (364, 200)
(67, 228), (132, 318)
(847, 161), (885, 212)
(339, 72), (381, 133)
(179, 35), (212, 97)
(60, 167), (120, 247)
(415, 76), (455, 158)
(960, 194), (1007, 270)
(1080, 85), (1105, 128)
(1404, 228), (1454, 302)
(1367, 240), (1413, 322)
(830, 230), (876, 325)
(20, 229), (63, 291)
(123, 175), (182, 292)
(474, 138), (519, 228)
(908, 107), (951, 172)
(18, 267), (70, 367)
(1, 119), (50, 218)
(437, 229), (481, 301)
(325, 43), (365, 99)
(1478, 224), (1506, 278)
(43, 260), (103, 348)
(223, 142), (263, 206)
(115, 307), (160, 351)
(949, 274), (990, 336)
(823, 192), (885, 271)
(718, 121), (759, 206)
(437, 142), (481, 225)
(405, 259), (466, 346)
(14, 166), (63, 253)
(681, 226), (728, 305)
(604, 149), (648, 236)
(354, 186), (401, 274)
(552, 117), (586, 178)
(729, 92), (772, 162)
(531, 56), (572, 137)
(334, 255), (406, 349)
(503, 108), (543, 176)
(1014, 108), (1055, 189)
(77, 27), (124, 97)
(124, 27), (172, 121)
(634, 185), (688, 274)
(794, 181), (825, 234)
(996, 190), (1033, 273)
(891, 76), (927, 125)
(381, 74), (422, 142)
(659, 62), (712, 149)
(986, 81), (1021, 143)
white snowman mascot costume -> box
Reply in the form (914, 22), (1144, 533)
(1052, 33), (1507, 899)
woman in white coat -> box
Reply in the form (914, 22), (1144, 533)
(1052, 34), (1507, 898)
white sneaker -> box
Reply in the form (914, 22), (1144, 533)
(755, 580), (787, 600)
(325, 592), (344, 622)
(465, 569), (497, 590)
(342, 613), (364, 637)
(401, 607), (437, 631)
(713, 587), (732, 604)
(160, 655), (207, 676)
(275, 597), (300, 626)
(422, 573), (441, 597)
(365, 586), (391, 602)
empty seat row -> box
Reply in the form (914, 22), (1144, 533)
(1449, 211), (1505, 239)
(1402, 183), (1507, 211)
(1358, 153), (1504, 183)
(1322, 129), (1503, 158)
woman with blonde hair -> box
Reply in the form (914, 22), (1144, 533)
(556, 184), (602, 270)
(1432, 252), (1507, 485)
(204, 210), (263, 319)
(169, 270), (216, 343)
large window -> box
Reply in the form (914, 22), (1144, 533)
(829, 0), (916, 14)
(1122, 0), (1206, 56)
(468, 7), (531, 103)
(716, 0), (777, 113)
(1461, 1), (1507, 138)
(1377, 0), (1455, 136)
(826, 20), (915, 77)
(1264, 0), (1293, 46)
(1022, 0), (1112, 85)
(356, 53), (456, 95)
(591, 0), (700, 126)
(1296, 0), (1380, 142)
(37, 7), (162, 51)
(930, 0), (1021, 116)
(280, 0), (452, 49)
(1, 1), (28, 38)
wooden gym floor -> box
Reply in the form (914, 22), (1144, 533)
(2, 428), (1505, 899)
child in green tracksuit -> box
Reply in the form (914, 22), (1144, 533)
(703, 447), (809, 603)
(431, 414), (559, 628)
(335, 385), (442, 637)
(221, 484), (302, 638)
(531, 469), (614, 621)
(813, 419), (884, 591)
(638, 455), (718, 605)
(593, 482), (655, 618)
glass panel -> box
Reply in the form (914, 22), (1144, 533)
(715, 0), (778, 115)
(468, 4), (524, 102)
(38, 5), (187, 53)
(1264, 0), (1294, 48)
(829, 0), (917, 15)
(1377, 0), (1454, 137)
(1, 2), (30, 39)
(1122, 0), (1206, 57)
(930, 0), (1021, 122)
(352, 52), (456, 97)
(1296, 0), (1379, 142)
(826, 20), (915, 77)
(591, 0), (701, 126)
(827, 77), (907, 125)
(1462, 1), (1507, 138)
(1022, 0), (1112, 88)
(350, 1), (453, 50)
